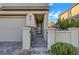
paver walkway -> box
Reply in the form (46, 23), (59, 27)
(29, 33), (49, 55)
(31, 34), (47, 48)
(0, 42), (22, 55)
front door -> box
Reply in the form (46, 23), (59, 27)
(37, 23), (42, 34)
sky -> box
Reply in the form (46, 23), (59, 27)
(48, 3), (73, 23)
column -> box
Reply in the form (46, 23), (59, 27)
(43, 12), (48, 42)
(22, 27), (31, 50)
(25, 13), (36, 27)
(22, 13), (37, 50)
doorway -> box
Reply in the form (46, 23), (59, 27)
(37, 22), (42, 34)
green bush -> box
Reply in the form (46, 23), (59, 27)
(57, 18), (79, 29)
(58, 18), (69, 29)
(50, 42), (77, 55)
(69, 19), (79, 27)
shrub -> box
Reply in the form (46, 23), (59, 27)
(57, 18), (79, 29)
(58, 18), (69, 29)
(69, 19), (79, 27)
(50, 42), (77, 55)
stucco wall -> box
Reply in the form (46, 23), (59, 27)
(71, 4), (79, 17)
(48, 28), (79, 49)
(60, 4), (79, 19)
(60, 12), (68, 19)
(55, 31), (71, 43)
(25, 13), (36, 27)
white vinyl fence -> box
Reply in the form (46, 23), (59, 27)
(48, 28), (79, 49)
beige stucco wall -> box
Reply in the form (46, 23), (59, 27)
(60, 4), (79, 19)
(60, 12), (68, 19)
(48, 28), (79, 49)
(25, 13), (37, 27)
(71, 4), (79, 17)
(55, 31), (71, 43)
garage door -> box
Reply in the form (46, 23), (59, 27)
(0, 16), (25, 42)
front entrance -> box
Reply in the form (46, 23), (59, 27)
(29, 14), (48, 54)
(35, 14), (44, 35)
(31, 14), (47, 48)
(23, 12), (48, 54)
